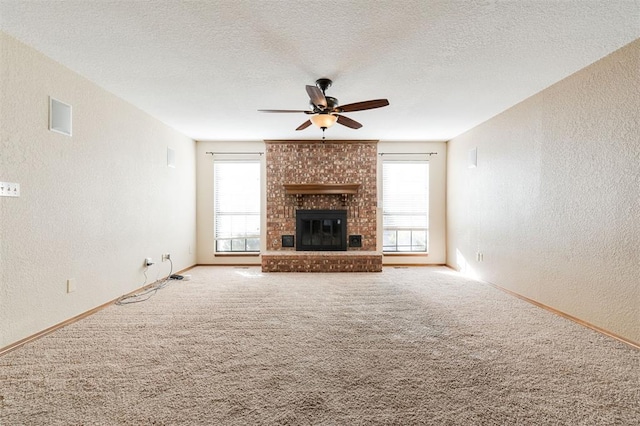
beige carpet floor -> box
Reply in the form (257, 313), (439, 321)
(1, 266), (638, 425)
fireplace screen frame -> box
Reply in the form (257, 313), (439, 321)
(296, 209), (348, 251)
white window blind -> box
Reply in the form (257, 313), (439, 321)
(214, 160), (261, 252)
(382, 160), (429, 252)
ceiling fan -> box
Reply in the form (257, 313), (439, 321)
(258, 78), (389, 138)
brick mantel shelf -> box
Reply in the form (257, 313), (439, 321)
(283, 183), (361, 206)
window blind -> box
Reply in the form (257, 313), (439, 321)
(214, 160), (261, 252)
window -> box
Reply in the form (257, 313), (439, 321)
(214, 160), (261, 252)
(382, 160), (429, 252)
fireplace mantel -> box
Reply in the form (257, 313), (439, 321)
(284, 183), (360, 206)
(283, 183), (360, 195)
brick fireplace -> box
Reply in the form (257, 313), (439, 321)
(262, 140), (382, 272)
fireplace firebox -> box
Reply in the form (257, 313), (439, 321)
(296, 210), (347, 251)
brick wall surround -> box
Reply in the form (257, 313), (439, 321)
(265, 140), (378, 251)
(264, 140), (381, 272)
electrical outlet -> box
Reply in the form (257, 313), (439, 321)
(162, 253), (171, 262)
(67, 279), (76, 293)
(0, 181), (20, 197)
(145, 257), (154, 266)
(476, 252), (484, 262)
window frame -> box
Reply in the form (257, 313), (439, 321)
(381, 158), (430, 254)
(213, 159), (262, 254)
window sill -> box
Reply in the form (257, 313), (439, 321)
(214, 252), (260, 257)
(383, 252), (429, 256)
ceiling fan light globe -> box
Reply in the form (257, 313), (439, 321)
(310, 114), (338, 129)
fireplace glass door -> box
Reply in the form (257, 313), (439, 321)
(296, 210), (347, 251)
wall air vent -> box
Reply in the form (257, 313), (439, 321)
(167, 147), (176, 168)
(49, 97), (72, 136)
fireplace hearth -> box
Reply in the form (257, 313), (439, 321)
(296, 210), (347, 251)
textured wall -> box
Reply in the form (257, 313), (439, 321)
(265, 141), (378, 251)
(0, 33), (197, 349)
(447, 40), (640, 343)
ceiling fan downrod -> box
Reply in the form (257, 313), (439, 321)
(316, 78), (332, 95)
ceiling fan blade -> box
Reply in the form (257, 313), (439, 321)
(306, 85), (327, 110)
(296, 120), (312, 131)
(258, 109), (311, 113)
(336, 114), (363, 129)
(338, 99), (389, 113)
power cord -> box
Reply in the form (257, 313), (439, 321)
(116, 258), (174, 305)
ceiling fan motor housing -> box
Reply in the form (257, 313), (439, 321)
(310, 96), (339, 112)
(326, 97), (339, 110)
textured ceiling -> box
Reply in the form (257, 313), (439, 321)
(1, 0), (639, 141)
